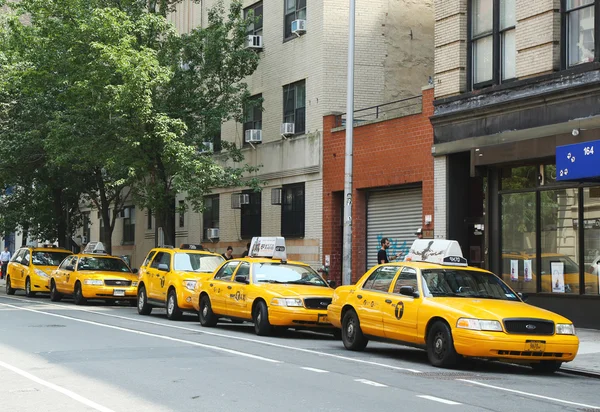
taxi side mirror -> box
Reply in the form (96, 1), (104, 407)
(66, 265), (75, 271)
(399, 285), (419, 298)
(132, 268), (139, 274)
(328, 280), (337, 288)
(518, 292), (528, 302)
(158, 263), (169, 271)
(235, 275), (249, 284)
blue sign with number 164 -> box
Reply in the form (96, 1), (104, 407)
(556, 139), (600, 181)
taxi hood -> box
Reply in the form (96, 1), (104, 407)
(259, 283), (334, 297)
(78, 271), (137, 280)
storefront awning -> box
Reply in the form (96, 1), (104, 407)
(556, 139), (600, 181)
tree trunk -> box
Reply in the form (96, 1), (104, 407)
(156, 196), (176, 247)
(53, 188), (67, 248)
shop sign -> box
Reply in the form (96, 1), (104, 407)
(556, 140), (600, 181)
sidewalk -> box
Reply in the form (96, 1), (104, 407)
(562, 328), (600, 377)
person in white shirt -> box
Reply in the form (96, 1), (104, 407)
(1, 247), (11, 279)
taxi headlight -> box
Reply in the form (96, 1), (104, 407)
(84, 279), (104, 286)
(132, 281), (138, 287)
(271, 297), (304, 307)
(183, 280), (197, 291)
(456, 318), (503, 332)
(556, 323), (575, 335)
(34, 269), (49, 278)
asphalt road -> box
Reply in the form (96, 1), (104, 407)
(0, 290), (599, 412)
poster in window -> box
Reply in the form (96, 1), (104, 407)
(510, 260), (518, 281)
(524, 259), (532, 282)
(551, 261), (565, 293)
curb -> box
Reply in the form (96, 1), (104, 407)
(561, 367), (600, 379)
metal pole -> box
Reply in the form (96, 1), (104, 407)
(342, 0), (355, 286)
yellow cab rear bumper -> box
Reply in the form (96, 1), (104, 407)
(81, 285), (138, 299)
(269, 306), (332, 328)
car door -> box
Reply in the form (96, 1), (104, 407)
(64, 256), (79, 293)
(53, 256), (74, 293)
(8, 249), (25, 289)
(353, 265), (399, 337)
(138, 250), (157, 287)
(149, 252), (171, 301)
(18, 249), (32, 289)
(227, 262), (251, 319)
(383, 266), (421, 344)
(209, 261), (240, 315)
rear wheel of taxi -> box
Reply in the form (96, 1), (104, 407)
(50, 280), (62, 302)
(253, 301), (272, 336)
(199, 295), (218, 327)
(531, 361), (562, 374)
(166, 289), (183, 321)
(341, 310), (368, 351)
(25, 277), (36, 297)
(137, 285), (152, 315)
(427, 321), (459, 368)
(6, 276), (16, 295)
(73, 282), (87, 306)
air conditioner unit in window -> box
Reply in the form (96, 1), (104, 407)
(271, 188), (282, 205)
(206, 228), (220, 239)
(231, 193), (250, 209)
(281, 123), (295, 137)
(245, 35), (263, 50)
(291, 19), (306, 36)
(245, 129), (262, 143)
(198, 142), (214, 154)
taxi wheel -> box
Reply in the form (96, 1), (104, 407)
(137, 286), (152, 315)
(531, 361), (562, 374)
(50, 280), (62, 302)
(199, 295), (218, 327)
(427, 321), (459, 368)
(166, 289), (183, 321)
(25, 277), (36, 297)
(73, 282), (87, 306)
(6, 276), (16, 295)
(253, 301), (272, 336)
(341, 310), (368, 351)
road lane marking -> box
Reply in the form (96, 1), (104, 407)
(0, 295), (423, 373)
(354, 378), (388, 387)
(0, 302), (280, 364)
(300, 367), (329, 373)
(417, 395), (461, 405)
(0, 360), (116, 412)
(457, 379), (600, 409)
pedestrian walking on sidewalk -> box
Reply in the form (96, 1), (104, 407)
(1, 247), (11, 279)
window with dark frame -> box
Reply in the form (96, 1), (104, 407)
(281, 183), (305, 238)
(203, 195), (220, 240)
(241, 190), (261, 239)
(243, 94), (262, 146)
(564, 0), (596, 68)
(123, 206), (135, 244)
(283, 80), (306, 135)
(244, 2), (263, 35)
(284, 0), (306, 39)
(469, 0), (516, 89)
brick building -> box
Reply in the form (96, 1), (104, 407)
(323, 87), (435, 284)
(431, 0), (600, 327)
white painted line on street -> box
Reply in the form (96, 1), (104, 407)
(354, 378), (388, 387)
(0, 302), (281, 364)
(300, 367), (329, 373)
(417, 395), (461, 405)
(457, 379), (600, 409)
(0, 359), (116, 412)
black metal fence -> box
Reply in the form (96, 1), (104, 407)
(335, 95), (423, 128)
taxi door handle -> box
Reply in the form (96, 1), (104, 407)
(156, 274), (160, 277)
(209, 283), (213, 287)
(385, 299), (392, 304)
(357, 295), (362, 299)
(227, 286), (232, 289)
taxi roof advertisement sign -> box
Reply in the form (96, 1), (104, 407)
(249, 237), (287, 261)
(556, 140), (600, 181)
(404, 239), (466, 265)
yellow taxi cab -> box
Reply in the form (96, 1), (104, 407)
(6, 245), (73, 297)
(328, 239), (579, 373)
(191, 237), (337, 337)
(136, 244), (225, 320)
(49, 242), (138, 306)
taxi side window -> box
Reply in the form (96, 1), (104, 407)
(151, 252), (171, 271)
(214, 261), (239, 281)
(59, 257), (73, 270)
(234, 262), (250, 283)
(12, 249), (25, 263)
(362, 266), (399, 292)
(142, 251), (157, 268)
(392, 267), (418, 294)
(66, 257), (78, 271)
(22, 250), (31, 266)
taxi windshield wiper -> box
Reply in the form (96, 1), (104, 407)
(257, 279), (284, 284)
(286, 280), (326, 286)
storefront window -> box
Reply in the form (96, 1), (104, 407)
(583, 186), (600, 295)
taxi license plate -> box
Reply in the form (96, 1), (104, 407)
(525, 340), (546, 352)
(113, 289), (125, 297)
(317, 314), (330, 324)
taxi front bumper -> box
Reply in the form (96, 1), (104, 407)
(268, 306), (332, 328)
(177, 289), (196, 311)
(81, 284), (138, 299)
(453, 329), (579, 362)
(30, 275), (51, 292)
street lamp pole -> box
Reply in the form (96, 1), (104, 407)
(342, 0), (355, 286)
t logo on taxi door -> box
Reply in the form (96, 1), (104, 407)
(395, 301), (404, 320)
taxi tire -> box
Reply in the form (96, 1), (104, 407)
(199, 295), (218, 327)
(531, 361), (562, 374)
(6, 276), (16, 295)
(137, 285), (152, 315)
(50, 280), (62, 302)
(253, 301), (272, 336)
(73, 282), (87, 306)
(166, 289), (183, 321)
(341, 310), (368, 351)
(25, 277), (36, 297)
(427, 321), (459, 368)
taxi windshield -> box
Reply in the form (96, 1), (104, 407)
(252, 263), (328, 287)
(174, 253), (224, 272)
(77, 257), (131, 273)
(32, 251), (71, 266)
(422, 269), (519, 301)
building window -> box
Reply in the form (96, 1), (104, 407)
(123, 206), (135, 244)
(243, 94), (262, 146)
(284, 0), (306, 39)
(203, 195), (219, 240)
(565, 0), (596, 67)
(178, 200), (185, 228)
(147, 209), (153, 230)
(283, 80), (306, 135)
(241, 190), (261, 239)
(469, 0), (516, 88)
(244, 2), (263, 35)
(281, 183), (305, 237)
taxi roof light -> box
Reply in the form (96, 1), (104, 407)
(179, 243), (205, 251)
(404, 239), (468, 266)
(82, 241), (107, 255)
(248, 237), (287, 263)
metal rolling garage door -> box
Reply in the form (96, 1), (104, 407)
(366, 188), (423, 269)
